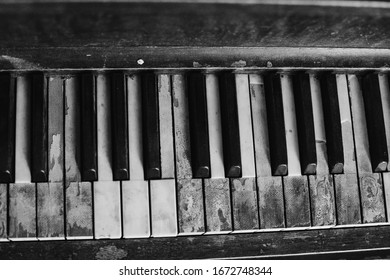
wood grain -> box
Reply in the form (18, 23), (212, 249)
(3, 225), (390, 259)
(204, 178), (231, 233)
(8, 183), (36, 240)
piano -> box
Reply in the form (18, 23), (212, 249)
(1, 0), (390, 259)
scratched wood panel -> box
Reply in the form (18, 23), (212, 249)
(66, 182), (93, 239)
(348, 74), (386, 223)
(0, 184), (7, 240)
(37, 183), (64, 239)
(204, 178), (231, 233)
(8, 183), (36, 240)
(64, 76), (93, 239)
(257, 176), (285, 229)
(177, 179), (204, 234)
(231, 177), (259, 231)
(334, 74), (361, 225)
(158, 74), (175, 179)
(284, 176), (311, 228)
(37, 76), (65, 239)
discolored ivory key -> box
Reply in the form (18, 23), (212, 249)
(173, 74), (204, 235)
(348, 74), (386, 223)
(281, 73), (311, 228)
(333, 74), (361, 225)
(9, 75), (36, 241)
(308, 74), (336, 226)
(249, 74), (285, 229)
(64, 76), (93, 239)
(37, 76), (64, 240)
(0, 184), (7, 241)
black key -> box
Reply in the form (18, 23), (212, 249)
(0, 73), (15, 183)
(141, 72), (161, 179)
(218, 71), (241, 178)
(320, 73), (344, 174)
(263, 72), (288, 176)
(187, 71), (211, 178)
(31, 72), (48, 182)
(292, 72), (317, 175)
(111, 72), (129, 180)
(361, 73), (388, 172)
(80, 72), (98, 181)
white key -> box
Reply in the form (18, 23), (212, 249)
(158, 75), (175, 178)
(379, 74), (390, 220)
(173, 74), (204, 235)
(122, 74), (150, 238)
(64, 76), (93, 239)
(310, 74), (329, 174)
(0, 184), (7, 241)
(94, 74), (121, 239)
(235, 74), (255, 177)
(249, 74), (285, 229)
(38, 76), (64, 240)
(9, 76), (36, 241)
(348, 74), (386, 223)
(206, 73), (224, 178)
(15, 75), (31, 183)
(150, 179), (177, 237)
(281, 73), (301, 175)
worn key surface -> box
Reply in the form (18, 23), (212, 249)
(94, 74), (121, 239)
(111, 72), (129, 180)
(123, 74), (150, 238)
(231, 74), (258, 231)
(205, 74), (232, 234)
(0, 73), (15, 183)
(379, 73), (390, 220)
(320, 73), (344, 174)
(361, 73), (388, 172)
(65, 76), (93, 239)
(249, 74), (285, 229)
(31, 72), (48, 182)
(292, 72), (317, 175)
(37, 76), (64, 240)
(173, 74), (204, 235)
(281, 73), (311, 228)
(141, 72), (161, 179)
(263, 72), (288, 176)
(218, 71), (242, 177)
(334, 74), (361, 225)
(9, 75), (36, 241)
(348, 74), (386, 223)
(80, 72), (98, 181)
(187, 71), (211, 178)
(308, 74), (336, 226)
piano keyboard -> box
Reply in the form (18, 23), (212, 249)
(1, 70), (390, 241)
